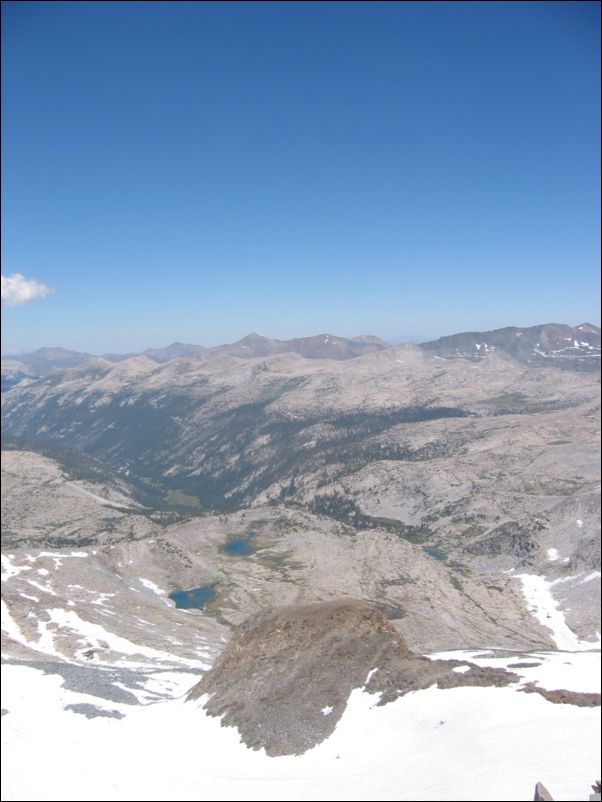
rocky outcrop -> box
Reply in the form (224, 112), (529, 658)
(534, 781), (554, 801)
(187, 599), (517, 756)
(521, 683), (601, 707)
(569, 536), (601, 572)
(464, 520), (539, 563)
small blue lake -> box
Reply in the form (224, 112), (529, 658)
(224, 532), (256, 556)
(224, 538), (254, 555)
(424, 547), (447, 561)
(168, 586), (215, 609)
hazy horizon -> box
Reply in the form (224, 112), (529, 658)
(2, 317), (600, 358)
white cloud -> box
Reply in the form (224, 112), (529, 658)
(1, 273), (55, 306)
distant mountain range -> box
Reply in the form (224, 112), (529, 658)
(0, 331), (389, 387)
(421, 322), (600, 369)
(2, 316), (600, 661)
(2, 323), (599, 392)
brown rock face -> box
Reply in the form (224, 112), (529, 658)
(534, 781), (554, 801)
(187, 599), (516, 756)
(521, 683), (601, 708)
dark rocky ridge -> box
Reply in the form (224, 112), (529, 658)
(187, 599), (517, 756)
(521, 684), (601, 707)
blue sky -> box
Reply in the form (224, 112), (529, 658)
(2, 1), (600, 354)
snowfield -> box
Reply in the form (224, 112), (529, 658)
(1, 532), (600, 800)
(1, 650), (600, 802)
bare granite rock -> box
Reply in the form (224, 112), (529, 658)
(534, 781), (554, 801)
(187, 599), (517, 756)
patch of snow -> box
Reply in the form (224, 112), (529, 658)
(429, 650), (601, 694)
(521, 651), (602, 694)
(580, 571), (601, 584)
(452, 665), (471, 674)
(321, 706), (334, 716)
(36, 552), (66, 569)
(546, 548), (559, 562)
(35, 617), (65, 658)
(27, 579), (57, 596)
(139, 578), (173, 607)
(550, 575), (577, 585)
(89, 593), (116, 607)
(517, 574), (601, 651)
(43, 608), (210, 669)
(1, 555), (32, 580)
(139, 578), (166, 595)
(576, 519), (583, 528)
(364, 668), (378, 686)
(1, 600), (31, 651)
(111, 680), (162, 705)
(20, 551), (90, 570)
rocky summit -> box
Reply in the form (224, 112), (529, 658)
(187, 599), (516, 756)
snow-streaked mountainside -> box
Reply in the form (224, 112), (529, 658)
(421, 322), (601, 370)
(1, 321), (600, 801)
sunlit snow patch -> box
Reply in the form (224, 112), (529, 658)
(517, 574), (601, 651)
(2, 655), (600, 802)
